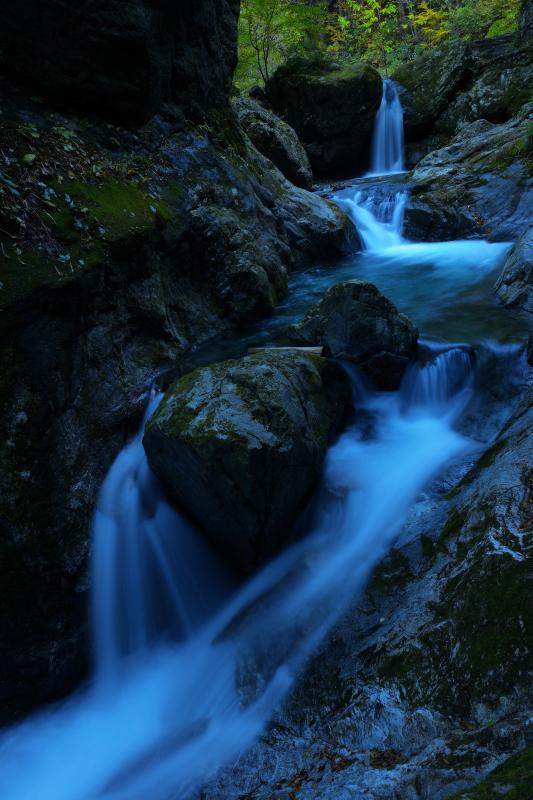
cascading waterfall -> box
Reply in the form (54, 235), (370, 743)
(0, 349), (474, 800)
(0, 67), (523, 800)
(337, 189), (407, 250)
(370, 79), (405, 175)
(91, 390), (233, 685)
(401, 345), (474, 412)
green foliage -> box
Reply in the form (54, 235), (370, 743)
(236, 0), (521, 86)
(236, 0), (327, 91)
(446, 0), (520, 40)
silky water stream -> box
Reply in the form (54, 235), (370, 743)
(0, 82), (528, 800)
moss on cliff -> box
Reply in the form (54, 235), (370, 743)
(445, 745), (533, 800)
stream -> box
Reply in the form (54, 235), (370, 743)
(0, 81), (527, 800)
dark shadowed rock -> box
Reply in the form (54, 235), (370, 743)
(285, 281), (418, 389)
(520, 0), (533, 39)
(403, 194), (477, 241)
(143, 352), (351, 572)
(0, 0), (240, 122)
(495, 225), (533, 311)
(265, 57), (382, 177)
(233, 97), (313, 189)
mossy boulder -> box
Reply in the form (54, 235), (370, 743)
(265, 57), (382, 177)
(393, 38), (473, 140)
(143, 351), (351, 572)
(284, 281), (418, 389)
(495, 225), (533, 311)
(394, 34), (533, 143)
(233, 96), (313, 189)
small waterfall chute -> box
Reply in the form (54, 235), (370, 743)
(401, 346), (474, 415)
(91, 390), (233, 685)
(370, 79), (405, 176)
(334, 189), (407, 251)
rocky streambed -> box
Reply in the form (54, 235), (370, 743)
(0, 3), (532, 799)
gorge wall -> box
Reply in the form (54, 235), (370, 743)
(0, 0), (354, 721)
(0, 0), (240, 122)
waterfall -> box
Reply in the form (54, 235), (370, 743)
(336, 190), (407, 250)
(91, 390), (233, 685)
(0, 358), (473, 800)
(370, 79), (405, 175)
(0, 70), (520, 800)
(401, 346), (474, 414)
(334, 185), (512, 276)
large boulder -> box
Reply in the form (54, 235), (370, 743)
(284, 281), (418, 389)
(265, 57), (382, 177)
(495, 225), (533, 311)
(410, 107), (533, 241)
(233, 96), (313, 189)
(0, 0), (240, 122)
(143, 352), (351, 572)
(394, 34), (533, 142)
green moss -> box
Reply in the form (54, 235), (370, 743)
(447, 437), (509, 497)
(428, 553), (531, 713)
(445, 745), (533, 800)
(421, 534), (437, 560)
(56, 179), (171, 241)
(370, 548), (414, 593)
(486, 139), (531, 173)
(436, 507), (467, 552)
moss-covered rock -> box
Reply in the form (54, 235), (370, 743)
(265, 57), (382, 177)
(284, 280), (418, 389)
(445, 745), (533, 799)
(394, 33), (533, 143)
(393, 38), (473, 139)
(233, 96), (313, 189)
(143, 351), (351, 572)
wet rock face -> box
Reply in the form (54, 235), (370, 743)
(495, 225), (533, 311)
(409, 107), (533, 242)
(143, 352), (351, 572)
(394, 34), (533, 142)
(197, 363), (533, 800)
(265, 58), (382, 177)
(0, 0), (240, 122)
(285, 281), (418, 389)
(520, 0), (533, 38)
(0, 74), (353, 718)
(233, 97), (313, 189)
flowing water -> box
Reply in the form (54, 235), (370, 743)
(0, 81), (528, 800)
(369, 79), (405, 175)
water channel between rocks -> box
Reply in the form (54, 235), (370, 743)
(0, 79), (529, 800)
